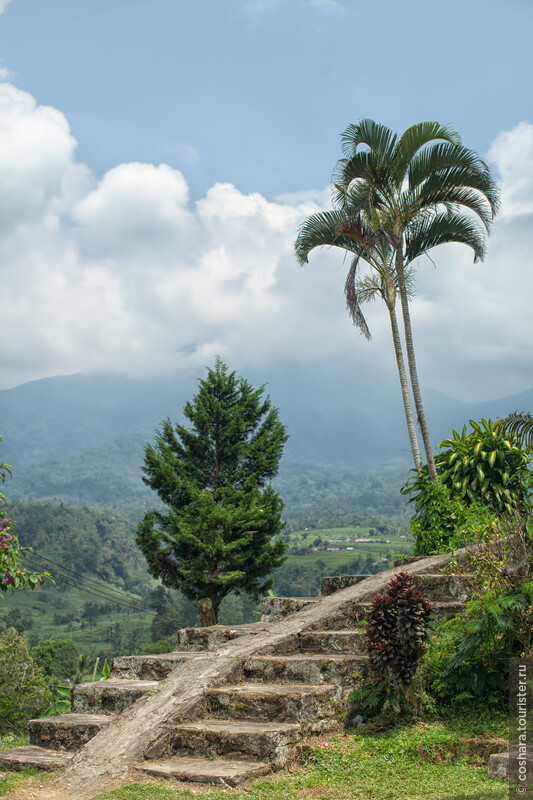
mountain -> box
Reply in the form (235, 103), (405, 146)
(0, 369), (531, 513)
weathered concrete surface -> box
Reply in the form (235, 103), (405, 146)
(71, 679), (160, 715)
(488, 747), (533, 782)
(297, 630), (365, 653)
(136, 756), (271, 785)
(260, 596), (318, 623)
(203, 682), (341, 724)
(170, 719), (300, 763)
(58, 550), (459, 793)
(244, 653), (367, 685)
(320, 574), (371, 596)
(29, 713), (113, 750)
(176, 622), (271, 651)
(110, 652), (202, 681)
(0, 745), (72, 771)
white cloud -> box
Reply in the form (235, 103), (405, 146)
(488, 121), (533, 219)
(0, 0), (12, 15)
(0, 79), (531, 403)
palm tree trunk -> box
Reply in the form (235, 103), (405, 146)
(394, 247), (438, 483)
(386, 299), (422, 469)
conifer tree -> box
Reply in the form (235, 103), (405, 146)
(136, 359), (288, 627)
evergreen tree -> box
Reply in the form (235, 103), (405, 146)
(136, 359), (288, 627)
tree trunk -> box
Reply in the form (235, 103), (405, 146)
(394, 247), (438, 483)
(386, 298), (422, 469)
(194, 597), (218, 627)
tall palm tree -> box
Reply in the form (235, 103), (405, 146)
(333, 120), (500, 482)
(295, 209), (422, 468)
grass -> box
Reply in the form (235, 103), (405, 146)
(81, 714), (508, 800)
(0, 733), (54, 797)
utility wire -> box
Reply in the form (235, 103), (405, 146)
(27, 550), (144, 602)
(26, 550), (147, 610)
(21, 555), (148, 612)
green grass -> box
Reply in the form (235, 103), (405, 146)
(0, 733), (54, 798)
(86, 717), (507, 800)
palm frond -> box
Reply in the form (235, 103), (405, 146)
(403, 179), (496, 232)
(340, 119), (397, 159)
(394, 122), (461, 181)
(499, 412), (533, 450)
(405, 211), (487, 263)
(294, 209), (360, 264)
(344, 256), (372, 340)
(407, 143), (500, 218)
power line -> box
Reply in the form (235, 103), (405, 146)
(26, 550), (147, 608)
(22, 554), (148, 612)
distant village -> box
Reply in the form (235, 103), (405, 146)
(319, 536), (391, 551)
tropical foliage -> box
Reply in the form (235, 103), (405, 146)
(402, 418), (532, 554)
(500, 411), (533, 451)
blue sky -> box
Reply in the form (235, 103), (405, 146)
(0, 0), (532, 403)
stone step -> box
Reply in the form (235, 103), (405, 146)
(320, 573), (470, 602)
(244, 653), (368, 685)
(176, 622), (272, 652)
(136, 756), (271, 786)
(170, 718), (301, 764)
(488, 749), (533, 782)
(260, 596), (319, 623)
(320, 575), (372, 596)
(110, 652), (204, 681)
(28, 712), (113, 751)
(0, 745), (72, 771)
(307, 599), (466, 631)
(71, 679), (159, 715)
(203, 682), (341, 725)
(297, 630), (365, 654)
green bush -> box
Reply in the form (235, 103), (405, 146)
(402, 418), (532, 554)
(0, 628), (52, 733)
(31, 639), (79, 689)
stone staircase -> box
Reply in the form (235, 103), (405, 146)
(0, 555), (472, 790)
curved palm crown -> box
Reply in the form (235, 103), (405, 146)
(500, 412), (533, 451)
(332, 120), (500, 481)
(295, 207), (422, 468)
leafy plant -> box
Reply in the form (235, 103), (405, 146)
(402, 418), (532, 554)
(42, 685), (72, 717)
(356, 573), (432, 717)
(0, 628), (52, 732)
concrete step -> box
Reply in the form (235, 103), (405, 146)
(136, 756), (271, 786)
(110, 652), (204, 681)
(320, 575), (372, 596)
(176, 622), (272, 652)
(28, 712), (113, 751)
(244, 653), (368, 685)
(0, 745), (72, 771)
(71, 679), (159, 715)
(203, 682), (341, 725)
(260, 596), (319, 623)
(297, 630), (365, 654)
(307, 599), (466, 631)
(320, 573), (469, 602)
(488, 749), (533, 782)
(170, 718), (301, 764)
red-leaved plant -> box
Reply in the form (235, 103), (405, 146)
(366, 572), (432, 698)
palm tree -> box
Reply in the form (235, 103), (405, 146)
(500, 412), (533, 451)
(295, 209), (422, 468)
(333, 120), (500, 482)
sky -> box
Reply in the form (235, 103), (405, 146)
(0, 0), (532, 403)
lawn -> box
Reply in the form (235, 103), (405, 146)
(0, 715), (509, 800)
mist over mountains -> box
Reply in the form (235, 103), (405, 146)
(0, 368), (531, 511)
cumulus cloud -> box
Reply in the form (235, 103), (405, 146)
(488, 122), (533, 220)
(0, 0), (12, 15)
(0, 79), (532, 403)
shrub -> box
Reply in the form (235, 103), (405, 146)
(402, 418), (532, 555)
(0, 628), (52, 733)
